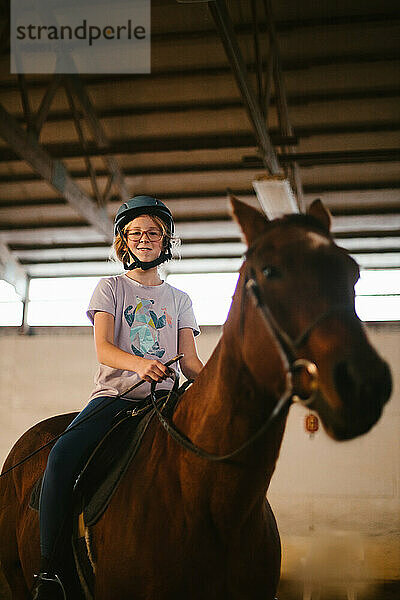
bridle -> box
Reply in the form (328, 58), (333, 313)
(243, 268), (354, 403)
(150, 229), (355, 462)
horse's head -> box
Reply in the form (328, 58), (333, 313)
(230, 196), (392, 441)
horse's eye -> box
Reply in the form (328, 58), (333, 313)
(263, 265), (280, 279)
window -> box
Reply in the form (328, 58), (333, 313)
(166, 273), (239, 326)
(1, 269), (399, 327)
(27, 277), (101, 326)
(355, 269), (400, 322)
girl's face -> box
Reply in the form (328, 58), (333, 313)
(125, 215), (164, 264)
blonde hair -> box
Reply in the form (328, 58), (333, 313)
(110, 214), (179, 266)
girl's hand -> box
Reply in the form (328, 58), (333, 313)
(134, 357), (171, 383)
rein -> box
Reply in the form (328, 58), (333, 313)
(150, 377), (294, 463)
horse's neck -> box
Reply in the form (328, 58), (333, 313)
(174, 329), (287, 516)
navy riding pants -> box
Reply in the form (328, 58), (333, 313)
(39, 395), (135, 561)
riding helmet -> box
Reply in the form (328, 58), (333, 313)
(114, 196), (174, 237)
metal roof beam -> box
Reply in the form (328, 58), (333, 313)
(7, 87), (399, 125)
(151, 12), (400, 41)
(0, 140), (397, 165)
(208, 0), (281, 174)
(1, 188), (400, 217)
(1, 12), (398, 61)
(0, 132), (294, 162)
(1, 214), (400, 245)
(65, 75), (130, 203)
(15, 237), (400, 265)
(0, 50), (397, 92)
(20, 252), (400, 278)
(34, 75), (64, 136)
(0, 161), (266, 184)
(0, 226), (104, 245)
(261, 0), (303, 203)
(0, 103), (113, 242)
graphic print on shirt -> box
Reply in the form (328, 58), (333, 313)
(124, 296), (172, 358)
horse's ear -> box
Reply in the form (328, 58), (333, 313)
(230, 194), (269, 246)
(307, 199), (331, 232)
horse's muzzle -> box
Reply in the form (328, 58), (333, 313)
(312, 352), (392, 440)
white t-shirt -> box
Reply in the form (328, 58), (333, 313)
(87, 274), (200, 401)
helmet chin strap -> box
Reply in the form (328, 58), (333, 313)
(123, 251), (168, 271)
(119, 227), (172, 271)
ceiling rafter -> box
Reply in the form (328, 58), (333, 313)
(0, 49), (397, 93)
(0, 103), (113, 241)
(65, 84), (103, 206)
(0, 132), (291, 162)
(17, 74), (34, 133)
(65, 75), (130, 204)
(208, 0), (281, 174)
(0, 10), (398, 57)
(0, 140), (397, 166)
(1, 185), (400, 213)
(1, 213), (400, 242)
(14, 234), (400, 267)
(34, 75), (64, 137)
(261, 0), (303, 202)
(6, 86), (398, 125)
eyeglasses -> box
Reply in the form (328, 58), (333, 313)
(126, 229), (163, 242)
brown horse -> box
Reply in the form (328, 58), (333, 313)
(0, 198), (392, 600)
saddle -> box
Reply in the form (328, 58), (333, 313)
(30, 384), (187, 599)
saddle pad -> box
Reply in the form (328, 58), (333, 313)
(76, 408), (156, 527)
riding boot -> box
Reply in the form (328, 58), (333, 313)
(32, 561), (67, 600)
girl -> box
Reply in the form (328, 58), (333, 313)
(34, 196), (203, 599)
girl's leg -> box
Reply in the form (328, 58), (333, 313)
(39, 395), (133, 564)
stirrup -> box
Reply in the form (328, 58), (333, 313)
(32, 572), (67, 600)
